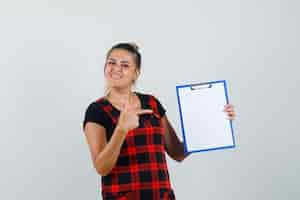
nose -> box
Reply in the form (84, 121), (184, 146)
(112, 63), (123, 72)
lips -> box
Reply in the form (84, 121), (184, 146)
(110, 73), (122, 80)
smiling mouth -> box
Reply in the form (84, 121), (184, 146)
(110, 73), (122, 80)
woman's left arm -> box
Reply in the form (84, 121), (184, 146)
(161, 115), (187, 162)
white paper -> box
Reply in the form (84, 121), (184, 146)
(177, 81), (234, 152)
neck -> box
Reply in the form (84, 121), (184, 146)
(107, 87), (135, 103)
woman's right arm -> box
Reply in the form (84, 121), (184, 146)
(84, 96), (153, 176)
(84, 122), (127, 176)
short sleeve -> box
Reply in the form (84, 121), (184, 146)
(152, 96), (166, 118)
(83, 102), (110, 129)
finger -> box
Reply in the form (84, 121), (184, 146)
(136, 109), (153, 115)
(223, 105), (235, 112)
(120, 100), (126, 110)
(122, 98), (130, 111)
(227, 112), (236, 117)
(224, 108), (234, 112)
(126, 93), (135, 110)
(226, 110), (235, 114)
(228, 117), (235, 120)
(132, 101), (140, 110)
(224, 104), (234, 109)
(226, 114), (235, 120)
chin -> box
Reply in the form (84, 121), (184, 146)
(108, 80), (125, 87)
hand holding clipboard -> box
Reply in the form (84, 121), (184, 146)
(176, 80), (236, 155)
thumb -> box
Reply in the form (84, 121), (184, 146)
(136, 109), (153, 115)
(122, 98), (130, 111)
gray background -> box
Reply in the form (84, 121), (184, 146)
(0, 0), (299, 199)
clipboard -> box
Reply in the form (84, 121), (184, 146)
(176, 80), (236, 154)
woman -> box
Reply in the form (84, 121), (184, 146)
(83, 42), (236, 200)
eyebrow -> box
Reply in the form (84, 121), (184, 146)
(108, 58), (130, 64)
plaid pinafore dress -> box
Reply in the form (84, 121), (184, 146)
(86, 92), (176, 200)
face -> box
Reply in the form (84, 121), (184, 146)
(104, 49), (139, 90)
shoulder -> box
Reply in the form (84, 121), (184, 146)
(85, 97), (109, 111)
(84, 98), (105, 117)
(83, 97), (110, 129)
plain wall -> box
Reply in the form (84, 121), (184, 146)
(0, 0), (299, 199)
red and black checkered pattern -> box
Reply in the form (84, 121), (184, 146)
(93, 92), (176, 200)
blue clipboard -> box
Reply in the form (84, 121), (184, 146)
(176, 80), (236, 155)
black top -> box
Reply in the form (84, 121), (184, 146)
(83, 92), (166, 140)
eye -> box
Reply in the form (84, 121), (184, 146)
(122, 64), (129, 68)
(107, 61), (115, 65)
